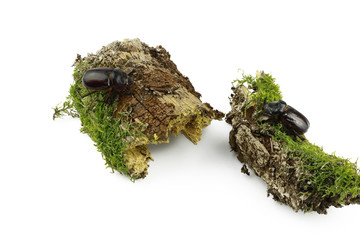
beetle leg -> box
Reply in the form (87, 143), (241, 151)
(123, 89), (133, 95)
(263, 97), (268, 106)
(77, 89), (98, 98)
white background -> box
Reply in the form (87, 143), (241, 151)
(1, 0), (360, 239)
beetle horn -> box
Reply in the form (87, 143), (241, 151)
(263, 97), (268, 106)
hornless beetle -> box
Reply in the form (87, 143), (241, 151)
(263, 98), (310, 136)
(80, 68), (133, 97)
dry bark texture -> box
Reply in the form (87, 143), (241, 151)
(74, 39), (223, 178)
(226, 83), (360, 214)
(226, 86), (302, 210)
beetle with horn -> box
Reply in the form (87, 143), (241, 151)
(262, 98), (310, 136)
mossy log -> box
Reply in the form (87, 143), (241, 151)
(57, 39), (223, 180)
(226, 71), (360, 214)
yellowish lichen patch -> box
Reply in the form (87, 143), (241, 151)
(124, 145), (153, 179)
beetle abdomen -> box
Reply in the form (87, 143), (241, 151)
(281, 106), (310, 135)
(82, 68), (113, 90)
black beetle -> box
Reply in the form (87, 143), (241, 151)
(263, 98), (310, 136)
(80, 67), (132, 97)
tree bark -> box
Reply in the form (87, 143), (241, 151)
(226, 81), (360, 214)
(73, 39), (223, 179)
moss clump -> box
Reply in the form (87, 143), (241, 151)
(228, 71), (360, 213)
(54, 61), (145, 181)
(234, 71), (283, 105)
(272, 124), (360, 206)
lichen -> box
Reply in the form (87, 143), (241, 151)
(227, 71), (360, 213)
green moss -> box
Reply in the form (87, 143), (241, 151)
(53, 61), (145, 180)
(271, 124), (360, 204)
(237, 71), (360, 209)
(233, 71), (283, 105)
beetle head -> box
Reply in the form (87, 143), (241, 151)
(263, 98), (287, 116)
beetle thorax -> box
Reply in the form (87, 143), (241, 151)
(263, 100), (287, 116)
(111, 69), (128, 90)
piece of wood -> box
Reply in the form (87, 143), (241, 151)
(226, 75), (360, 214)
(72, 39), (224, 179)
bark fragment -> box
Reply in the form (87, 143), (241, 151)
(73, 39), (224, 179)
(226, 74), (360, 214)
